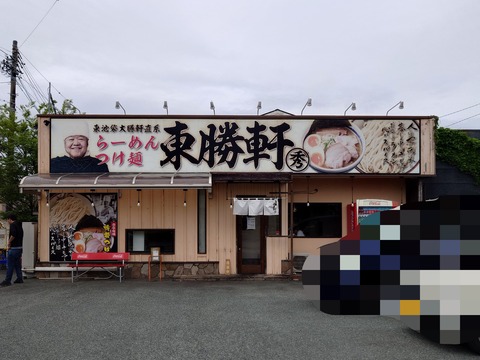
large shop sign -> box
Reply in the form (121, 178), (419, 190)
(50, 118), (422, 174)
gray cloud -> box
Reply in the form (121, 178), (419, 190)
(2, 0), (480, 127)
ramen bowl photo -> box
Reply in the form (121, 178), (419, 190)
(303, 122), (365, 173)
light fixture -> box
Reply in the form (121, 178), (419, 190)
(301, 98), (312, 115)
(183, 189), (187, 207)
(137, 189), (141, 207)
(45, 190), (50, 207)
(257, 101), (262, 115)
(344, 102), (356, 116)
(115, 101), (126, 115)
(386, 101), (404, 115)
(210, 101), (215, 115)
(163, 101), (168, 115)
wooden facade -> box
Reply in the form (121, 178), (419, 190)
(29, 115), (436, 277)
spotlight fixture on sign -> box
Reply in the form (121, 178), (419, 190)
(183, 189), (187, 207)
(344, 102), (356, 116)
(137, 189), (141, 207)
(210, 101), (215, 115)
(301, 98), (312, 115)
(257, 101), (262, 115)
(163, 101), (168, 115)
(115, 101), (126, 115)
(386, 101), (404, 115)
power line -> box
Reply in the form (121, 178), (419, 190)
(444, 112), (480, 128)
(18, 56), (48, 103)
(20, 0), (60, 48)
(20, 50), (67, 101)
(440, 102), (480, 118)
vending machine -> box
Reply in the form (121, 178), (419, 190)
(0, 220), (7, 268)
(347, 199), (399, 233)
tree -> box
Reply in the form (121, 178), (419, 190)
(436, 127), (480, 184)
(0, 100), (79, 221)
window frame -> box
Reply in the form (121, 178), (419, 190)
(290, 202), (342, 238)
(125, 228), (175, 255)
(197, 189), (207, 254)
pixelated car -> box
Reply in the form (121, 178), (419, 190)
(302, 195), (480, 353)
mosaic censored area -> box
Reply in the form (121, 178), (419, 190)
(302, 196), (480, 345)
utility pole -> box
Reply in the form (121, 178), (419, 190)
(9, 40), (19, 113)
(1, 40), (20, 114)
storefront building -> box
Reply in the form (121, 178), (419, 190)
(20, 114), (436, 278)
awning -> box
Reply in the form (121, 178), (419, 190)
(212, 172), (292, 182)
(19, 173), (212, 193)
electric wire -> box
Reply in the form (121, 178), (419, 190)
(20, 50), (67, 102)
(444, 113), (480, 128)
(15, 52), (49, 105)
(19, 59), (49, 103)
(440, 102), (480, 118)
(17, 81), (40, 112)
(20, 0), (60, 48)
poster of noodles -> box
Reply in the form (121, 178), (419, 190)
(49, 193), (118, 261)
(302, 119), (420, 174)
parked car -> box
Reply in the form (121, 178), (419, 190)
(303, 195), (480, 353)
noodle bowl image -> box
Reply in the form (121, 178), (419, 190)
(49, 194), (95, 227)
(303, 119), (365, 173)
(352, 119), (419, 173)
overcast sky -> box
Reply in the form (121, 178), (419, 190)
(2, 0), (480, 128)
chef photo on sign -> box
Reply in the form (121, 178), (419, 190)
(50, 121), (109, 173)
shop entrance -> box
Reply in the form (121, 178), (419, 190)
(236, 215), (266, 274)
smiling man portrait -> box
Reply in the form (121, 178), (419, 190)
(50, 122), (109, 173)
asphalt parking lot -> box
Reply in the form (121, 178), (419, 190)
(0, 273), (478, 360)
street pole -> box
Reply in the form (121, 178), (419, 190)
(9, 40), (19, 113)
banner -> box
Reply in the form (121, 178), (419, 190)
(49, 193), (118, 261)
(50, 118), (421, 174)
(233, 198), (279, 216)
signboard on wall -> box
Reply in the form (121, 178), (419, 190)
(50, 117), (421, 174)
(49, 193), (118, 261)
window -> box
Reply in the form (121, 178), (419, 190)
(126, 229), (175, 254)
(291, 203), (342, 238)
(266, 210), (281, 236)
(198, 190), (207, 254)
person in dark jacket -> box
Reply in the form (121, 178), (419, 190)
(0, 214), (24, 287)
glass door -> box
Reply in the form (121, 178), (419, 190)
(236, 215), (266, 274)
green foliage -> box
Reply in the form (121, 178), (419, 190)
(435, 127), (480, 184)
(0, 99), (79, 221)
(0, 104), (38, 221)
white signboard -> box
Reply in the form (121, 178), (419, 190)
(50, 118), (420, 174)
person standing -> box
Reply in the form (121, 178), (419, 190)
(0, 214), (24, 287)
